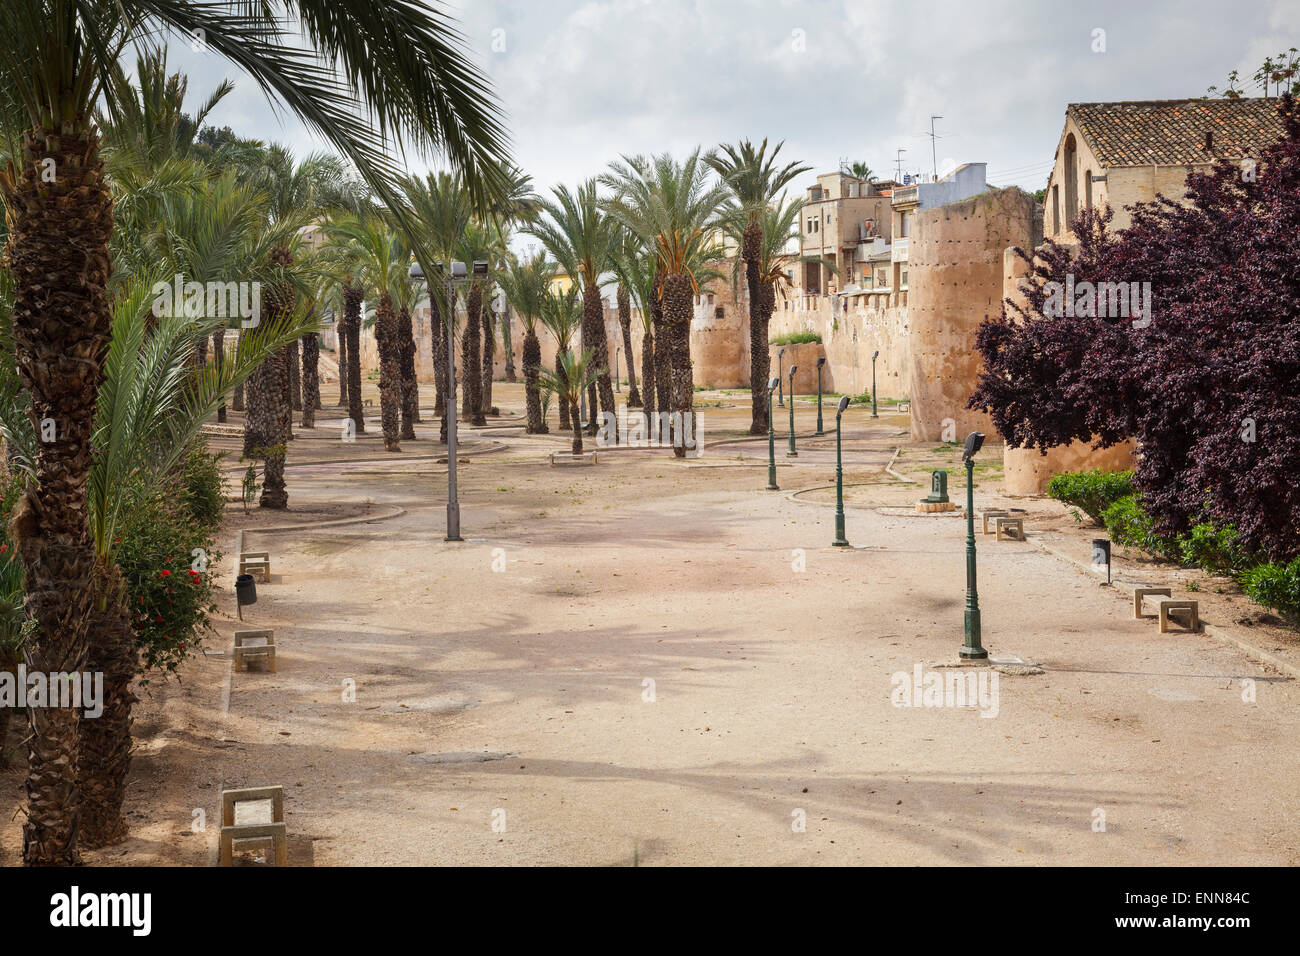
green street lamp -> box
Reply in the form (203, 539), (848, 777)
(832, 395), (851, 547)
(765, 376), (780, 490)
(960, 431), (988, 659)
(871, 349), (880, 419)
(786, 365), (799, 457)
(777, 348), (786, 407)
(815, 356), (826, 436)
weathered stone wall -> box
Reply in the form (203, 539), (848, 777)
(907, 187), (1041, 442)
(768, 293), (911, 400)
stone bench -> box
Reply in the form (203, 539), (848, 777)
(233, 628), (276, 673)
(1133, 587), (1200, 633)
(549, 452), (597, 466)
(238, 550), (270, 582)
(995, 517), (1025, 541)
(220, 786), (287, 866)
(980, 510), (1009, 533)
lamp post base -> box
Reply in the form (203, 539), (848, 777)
(832, 539), (849, 548)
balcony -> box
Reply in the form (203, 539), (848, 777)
(891, 237), (909, 262)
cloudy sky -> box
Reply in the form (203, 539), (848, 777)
(173, 0), (1298, 195)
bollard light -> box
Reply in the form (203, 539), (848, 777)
(832, 394), (851, 547)
(766, 376), (780, 490)
(778, 348), (786, 407)
(815, 357), (827, 436)
(1092, 537), (1112, 586)
(871, 349), (880, 419)
(960, 431), (987, 659)
(786, 365), (799, 457)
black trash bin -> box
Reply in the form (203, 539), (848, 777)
(235, 573), (258, 606)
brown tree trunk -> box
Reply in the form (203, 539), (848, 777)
(652, 273), (671, 421)
(301, 332), (319, 428)
(462, 284), (485, 426)
(78, 563), (137, 848)
(336, 320), (348, 408)
(583, 284), (616, 439)
(743, 218), (769, 435)
(287, 337), (301, 411)
(3, 124), (114, 865)
(556, 352), (572, 431)
(428, 288), (449, 443)
(0, 700), (12, 769)
(640, 325), (656, 423)
(398, 305), (418, 437)
(343, 284), (365, 433)
(254, 253), (295, 508)
(662, 273), (695, 459)
(502, 304), (516, 382)
(618, 285), (641, 407)
(214, 328), (227, 423)
(481, 306), (496, 416)
(232, 380), (244, 412)
(523, 330), (547, 434)
(375, 293), (402, 452)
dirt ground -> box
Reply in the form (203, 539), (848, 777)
(1, 381), (1296, 866)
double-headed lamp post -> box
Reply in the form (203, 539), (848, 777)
(765, 376), (780, 490)
(815, 356), (827, 436)
(832, 394), (852, 547)
(960, 431), (988, 659)
(777, 348), (786, 407)
(871, 349), (880, 419)
(786, 365), (799, 457)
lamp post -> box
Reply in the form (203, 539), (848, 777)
(765, 376), (780, 490)
(960, 431), (988, 659)
(615, 346), (621, 392)
(871, 349), (880, 419)
(815, 356), (826, 436)
(786, 365), (799, 457)
(777, 348), (786, 407)
(832, 395), (851, 547)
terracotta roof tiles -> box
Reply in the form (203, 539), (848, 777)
(1067, 98), (1285, 167)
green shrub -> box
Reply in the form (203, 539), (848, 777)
(179, 445), (227, 529)
(1047, 469), (1135, 525)
(769, 331), (822, 346)
(1239, 558), (1300, 621)
(1102, 494), (1175, 558)
(1178, 521), (1246, 576)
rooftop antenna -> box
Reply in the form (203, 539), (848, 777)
(928, 115), (944, 179)
(894, 148), (907, 181)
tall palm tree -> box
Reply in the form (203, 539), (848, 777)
(603, 151), (728, 457)
(390, 240), (422, 440)
(497, 252), (554, 433)
(610, 227), (642, 406)
(0, 0), (509, 866)
(741, 196), (837, 346)
(706, 140), (809, 434)
(478, 220), (509, 419)
(529, 181), (619, 438)
(539, 285), (582, 432)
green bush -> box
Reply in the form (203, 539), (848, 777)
(1239, 558), (1300, 621)
(1178, 521), (1246, 576)
(179, 445), (227, 529)
(1102, 494), (1175, 558)
(769, 331), (822, 346)
(1047, 469), (1135, 525)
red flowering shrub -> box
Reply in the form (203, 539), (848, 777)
(970, 94), (1300, 561)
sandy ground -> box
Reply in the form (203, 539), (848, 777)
(1, 382), (1296, 866)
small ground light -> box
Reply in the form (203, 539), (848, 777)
(766, 376), (780, 490)
(1093, 537), (1112, 585)
(832, 394), (852, 547)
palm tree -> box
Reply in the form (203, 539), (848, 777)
(0, 0), (509, 866)
(848, 160), (874, 181)
(529, 181), (619, 437)
(484, 162), (540, 384)
(497, 252), (554, 433)
(390, 240), (422, 440)
(603, 151), (728, 457)
(611, 227), (642, 406)
(706, 140), (810, 434)
(610, 240), (659, 422)
(454, 221), (495, 427)
(539, 285), (582, 432)
(537, 349), (600, 455)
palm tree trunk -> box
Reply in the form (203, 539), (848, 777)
(0, 698), (12, 769)
(481, 307), (496, 416)
(662, 273), (695, 459)
(343, 284), (365, 433)
(287, 337), (302, 411)
(3, 123), (114, 865)
(523, 330), (546, 433)
(619, 286), (641, 406)
(652, 273), (671, 422)
(398, 305), (418, 436)
(743, 218), (768, 435)
(375, 293), (402, 452)
(78, 564), (137, 848)
(428, 287), (449, 442)
(336, 321), (348, 408)
(640, 326), (656, 422)
(215, 328), (227, 423)
(582, 284), (616, 438)
(462, 284), (485, 426)
(301, 332), (319, 428)
(253, 263), (295, 508)
(556, 352), (572, 430)
(232, 380), (244, 412)
(502, 304), (516, 382)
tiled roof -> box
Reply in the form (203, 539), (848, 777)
(1066, 98), (1286, 167)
